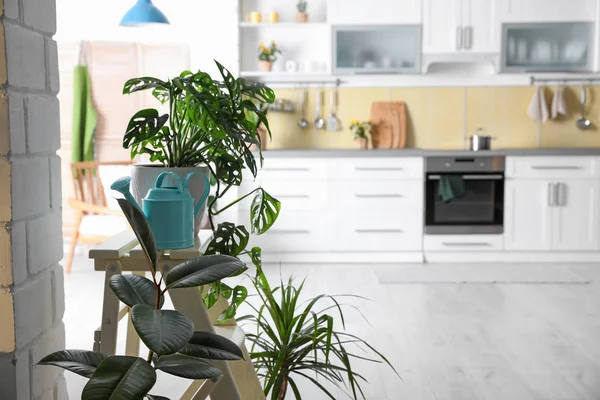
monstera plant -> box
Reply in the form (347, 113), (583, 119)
(121, 60), (281, 320)
(39, 199), (247, 399)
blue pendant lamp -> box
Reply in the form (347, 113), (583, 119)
(120, 0), (170, 26)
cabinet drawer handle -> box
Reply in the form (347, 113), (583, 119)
(355, 229), (404, 234)
(464, 26), (473, 50)
(531, 166), (582, 170)
(269, 229), (311, 234)
(264, 167), (310, 172)
(441, 242), (491, 247)
(456, 26), (463, 50)
(354, 167), (404, 171)
(557, 182), (567, 207)
(355, 194), (404, 198)
(548, 182), (556, 207)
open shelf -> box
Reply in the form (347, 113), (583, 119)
(240, 22), (329, 28)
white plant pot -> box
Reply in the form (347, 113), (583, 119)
(130, 164), (211, 236)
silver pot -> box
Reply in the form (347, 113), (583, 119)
(468, 132), (494, 151)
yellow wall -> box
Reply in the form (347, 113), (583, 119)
(265, 86), (600, 150)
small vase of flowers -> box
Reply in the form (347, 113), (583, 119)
(350, 119), (372, 149)
(258, 41), (281, 72)
(296, 0), (309, 22)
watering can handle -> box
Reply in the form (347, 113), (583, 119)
(156, 172), (184, 192)
(184, 172), (211, 216)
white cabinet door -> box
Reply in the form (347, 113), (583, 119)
(552, 180), (600, 251)
(463, 0), (500, 53)
(500, 0), (597, 22)
(328, 0), (422, 24)
(504, 180), (552, 251)
(423, 0), (463, 53)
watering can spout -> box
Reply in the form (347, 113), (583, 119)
(110, 176), (143, 214)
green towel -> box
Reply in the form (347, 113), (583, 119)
(438, 175), (466, 203)
(71, 66), (97, 163)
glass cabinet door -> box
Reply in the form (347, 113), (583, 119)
(501, 22), (594, 72)
(332, 25), (422, 74)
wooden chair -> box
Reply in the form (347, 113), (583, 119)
(65, 161), (133, 274)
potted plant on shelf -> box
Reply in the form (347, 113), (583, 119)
(350, 119), (372, 149)
(243, 269), (398, 400)
(39, 199), (247, 399)
(296, 0), (309, 22)
(258, 41), (281, 72)
(122, 60), (276, 236)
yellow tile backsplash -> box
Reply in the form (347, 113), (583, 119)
(265, 86), (600, 150)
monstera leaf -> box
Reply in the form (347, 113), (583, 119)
(250, 189), (281, 235)
(204, 222), (250, 257)
(123, 108), (168, 149)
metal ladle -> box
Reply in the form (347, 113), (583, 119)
(297, 87), (308, 129)
(314, 87), (325, 130)
(576, 86), (591, 130)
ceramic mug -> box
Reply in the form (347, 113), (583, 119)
(248, 11), (262, 23)
(268, 12), (279, 23)
(285, 60), (298, 73)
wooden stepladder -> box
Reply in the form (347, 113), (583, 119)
(89, 230), (266, 400)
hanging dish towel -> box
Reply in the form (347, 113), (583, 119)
(71, 65), (97, 163)
(551, 87), (568, 119)
(438, 175), (466, 203)
(527, 87), (549, 123)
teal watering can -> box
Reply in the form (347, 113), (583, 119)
(110, 172), (210, 250)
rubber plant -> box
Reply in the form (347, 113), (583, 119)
(241, 268), (398, 400)
(39, 199), (247, 400)
(121, 60), (281, 321)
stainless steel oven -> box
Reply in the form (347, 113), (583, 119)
(425, 156), (505, 235)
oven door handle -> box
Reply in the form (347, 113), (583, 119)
(427, 174), (504, 180)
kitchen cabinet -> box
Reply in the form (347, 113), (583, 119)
(327, 0), (422, 24)
(423, 0), (499, 53)
(500, 0), (597, 23)
(505, 179), (600, 251)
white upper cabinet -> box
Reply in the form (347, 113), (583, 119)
(552, 180), (600, 251)
(500, 0), (597, 22)
(504, 180), (553, 251)
(327, 0), (422, 24)
(423, 0), (499, 53)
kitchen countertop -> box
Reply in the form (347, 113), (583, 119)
(260, 148), (600, 157)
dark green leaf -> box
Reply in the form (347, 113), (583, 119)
(123, 109), (169, 149)
(204, 223), (250, 257)
(165, 255), (245, 289)
(240, 78), (276, 104)
(131, 305), (194, 356)
(218, 285), (248, 322)
(123, 77), (168, 94)
(155, 354), (222, 380)
(82, 356), (156, 400)
(38, 350), (108, 378)
(250, 189), (281, 235)
(249, 247), (262, 270)
(146, 395), (170, 400)
(109, 274), (162, 308)
(116, 199), (158, 274)
(179, 331), (243, 360)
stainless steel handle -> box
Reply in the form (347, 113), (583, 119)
(355, 167), (404, 171)
(464, 26), (473, 50)
(557, 182), (567, 207)
(532, 166), (582, 170)
(264, 167), (310, 172)
(548, 182), (555, 207)
(441, 242), (491, 247)
(355, 229), (404, 234)
(456, 26), (463, 50)
(269, 229), (310, 234)
(462, 174), (504, 180)
(275, 194), (310, 199)
(355, 194), (404, 199)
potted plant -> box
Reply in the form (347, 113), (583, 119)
(39, 199), (247, 399)
(296, 0), (309, 22)
(121, 61), (275, 236)
(243, 269), (398, 400)
(350, 119), (372, 149)
(258, 41), (281, 72)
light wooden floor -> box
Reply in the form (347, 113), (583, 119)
(64, 256), (600, 400)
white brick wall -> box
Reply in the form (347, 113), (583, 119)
(0, 0), (65, 398)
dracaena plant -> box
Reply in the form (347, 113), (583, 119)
(241, 269), (398, 400)
(39, 199), (247, 400)
(121, 61), (281, 321)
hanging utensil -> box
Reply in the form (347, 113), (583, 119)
(297, 87), (308, 129)
(314, 87), (325, 130)
(576, 86), (591, 130)
(326, 87), (341, 132)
